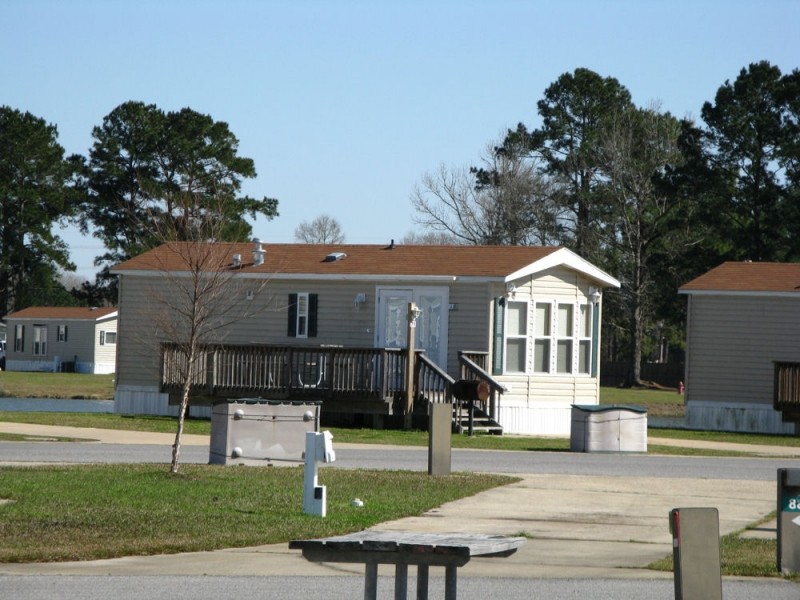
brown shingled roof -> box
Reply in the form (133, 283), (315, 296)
(680, 262), (800, 293)
(6, 306), (118, 320)
(112, 242), (563, 278)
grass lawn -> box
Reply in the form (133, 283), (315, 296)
(0, 373), (794, 578)
(649, 530), (784, 579)
(0, 372), (114, 400)
(0, 464), (515, 563)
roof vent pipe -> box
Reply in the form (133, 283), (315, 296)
(252, 238), (265, 266)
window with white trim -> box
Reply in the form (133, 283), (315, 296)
(533, 302), (551, 373)
(57, 324), (68, 342)
(578, 304), (592, 374)
(100, 331), (117, 345)
(297, 294), (309, 338)
(504, 301), (527, 373)
(556, 304), (573, 373)
(288, 293), (318, 339)
(14, 324), (24, 352)
(532, 300), (595, 376)
(33, 325), (47, 356)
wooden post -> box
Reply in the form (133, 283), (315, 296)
(405, 302), (419, 429)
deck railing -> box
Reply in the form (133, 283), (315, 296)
(161, 343), (408, 401)
(416, 352), (455, 405)
(161, 343), (498, 424)
(774, 361), (800, 421)
(457, 350), (506, 422)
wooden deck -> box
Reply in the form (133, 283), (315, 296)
(160, 344), (504, 430)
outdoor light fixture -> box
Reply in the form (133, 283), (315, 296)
(408, 303), (422, 327)
(590, 287), (602, 304)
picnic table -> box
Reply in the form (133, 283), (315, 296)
(289, 530), (525, 600)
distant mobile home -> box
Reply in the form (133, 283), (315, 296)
(680, 262), (800, 434)
(111, 241), (620, 436)
(3, 306), (118, 374)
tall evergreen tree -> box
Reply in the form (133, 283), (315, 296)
(0, 107), (77, 316)
(700, 61), (794, 261)
(505, 68), (634, 261)
(81, 101), (279, 301)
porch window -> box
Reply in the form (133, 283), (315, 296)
(578, 304), (592, 374)
(57, 325), (68, 342)
(533, 302), (551, 373)
(288, 293), (318, 338)
(33, 325), (47, 356)
(504, 301), (527, 373)
(556, 304), (573, 373)
(14, 324), (24, 352)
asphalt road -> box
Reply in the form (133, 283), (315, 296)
(1, 440), (797, 481)
(2, 439), (799, 599)
(2, 574), (799, 600)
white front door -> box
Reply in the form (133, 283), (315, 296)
(376, 287), (449, 368)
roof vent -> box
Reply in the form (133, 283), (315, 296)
(252, 239), (265, 266)
(324, 252), (347, 263)
(232, 253), (241, 267)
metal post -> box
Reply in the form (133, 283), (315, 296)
(405, 302), (420, 429)
(364, 562), (378, 600)
(444, 565), (458, 600)
(394, 563), (408, 600)
(416, 565), (429, 600)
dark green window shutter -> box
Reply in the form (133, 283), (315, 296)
(288, 293), (298, 337)
(308, 293), (318, 337)
(492, 297), (505, 375)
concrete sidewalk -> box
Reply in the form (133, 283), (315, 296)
(0, 423), (784, 580)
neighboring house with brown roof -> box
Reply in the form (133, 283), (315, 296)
(679, 262), (800, 434)
(3, 306), (118, 374)
(111, 240), (620, 435)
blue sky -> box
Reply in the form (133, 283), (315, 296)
(3, 0), (799, 278)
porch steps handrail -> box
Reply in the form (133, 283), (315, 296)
(457, 351), (506, 429)
(415, 351), (455, 406)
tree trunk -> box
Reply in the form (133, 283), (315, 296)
(170, 379), (191, 473)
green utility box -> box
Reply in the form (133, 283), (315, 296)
(778, 468), (800, 574)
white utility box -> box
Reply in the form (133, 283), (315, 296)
(570, 404), (648, 452)
(209, 399), (320, 465)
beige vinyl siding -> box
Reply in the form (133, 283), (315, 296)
(446, 282), (492, 373)
(115, 275), (172, 387)
(59, 320), (98, 363)
(5, 315), (117, 373)
(95, 316), (118, 366)
(686, 294), (800, 407)
(116, 274), (498, 389)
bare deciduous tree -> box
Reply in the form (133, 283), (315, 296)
(294, 214), (345, 243)
(134, 195), (271, 473)
(595, 104), (684, 385)
(410, 141), (561, 246)
(401, 231), (460, 245)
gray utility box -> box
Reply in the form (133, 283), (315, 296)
(210, 399), (320, 466)
(778, 468), (800, 574)
(669, 507), (722, 600)
(570, 404), (647, 452)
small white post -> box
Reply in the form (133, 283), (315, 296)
(303, 431), (335, 516)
